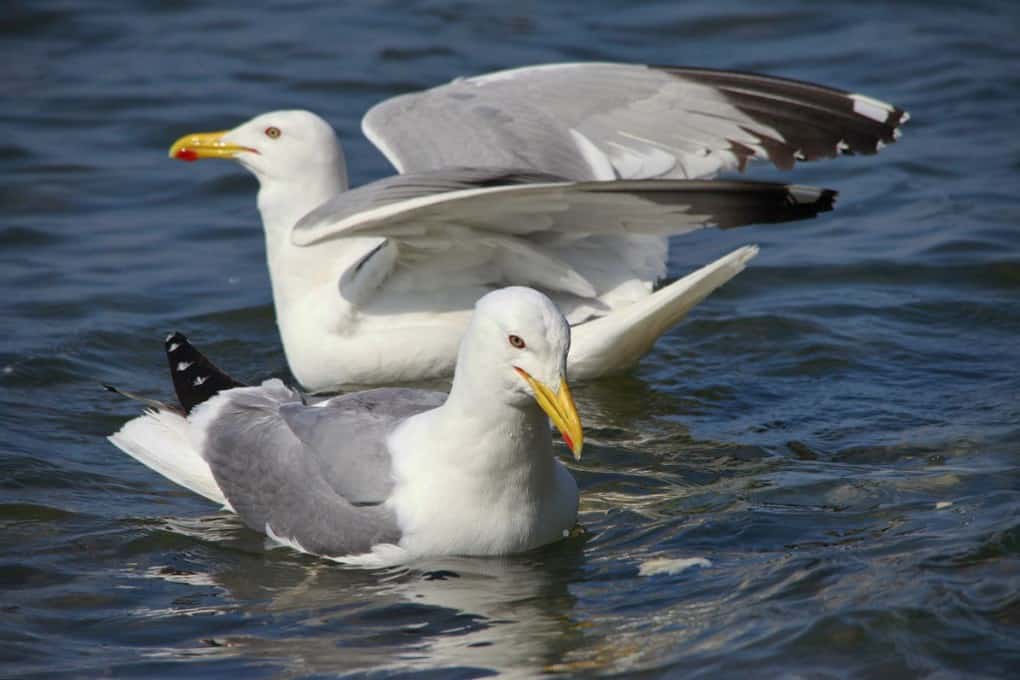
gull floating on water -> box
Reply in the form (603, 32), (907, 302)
(168, 63), (907, 389)
(108, 287), (583, 564)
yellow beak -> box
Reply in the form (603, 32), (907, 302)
(168, 130), (253, 162)
(515, 368), (584, 460)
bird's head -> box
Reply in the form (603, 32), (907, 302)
(460, 287), (583, 459)
(168, 110), (343, 185)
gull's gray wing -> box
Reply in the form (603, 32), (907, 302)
(278, 387), (445, 504)
(363, 63), (908, 180)
(199, 380), (440, 557)
(290, 168), (834, 315)
(295, 168), (566, 233)
(294, 171), (836, 247)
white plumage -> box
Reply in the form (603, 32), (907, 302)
(168, 63), (906, 390)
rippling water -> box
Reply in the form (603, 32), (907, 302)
(3, 1), (1019, 677)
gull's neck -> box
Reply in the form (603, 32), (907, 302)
(439, 374), (555, 466)
(256, 164), (347, 241)
(389, 366), (577, 556)
(254, 156), (349, 309)
(420, 333), (559, 482)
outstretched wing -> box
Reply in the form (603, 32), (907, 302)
(363, 63), (908, 180)
(290, 169), (834, 307)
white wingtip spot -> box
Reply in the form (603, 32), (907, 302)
(165, 333), (175, 343)
(876, 139), (887, 151)
(168, 342), (180, 353)
(901, 111), (911, 124)
(193, 375), (209, 387)
(265, 523), (311, 555)
(851, 93), (895, 123)
(836, 139), (850, 154)
(176, 361), (193, 372)
(893, 127), (903, 141)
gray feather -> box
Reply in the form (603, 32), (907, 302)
(362, 62), (906, 180)
(293, 174), (837, 247)
(290, 171), (835, 312)
(200, 381), (445, 556)
(294, 167), (565, 236)
(279, 387), (445, 504)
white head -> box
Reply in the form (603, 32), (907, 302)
(168, 110), (349, 232)
(169, 110), (345, 183)
(452, 287), (582, 458)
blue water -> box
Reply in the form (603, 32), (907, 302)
(2, 1), (1019, 677)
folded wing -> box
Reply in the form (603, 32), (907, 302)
(200, 381), (441, 557)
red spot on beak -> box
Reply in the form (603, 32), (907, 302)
(560, 432), (574, 451)
(174, 148), (199, 162)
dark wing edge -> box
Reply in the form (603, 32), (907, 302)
(571, 179), (837, 228)
(656, 66), (909, 171)
(164, 332), (246, 414)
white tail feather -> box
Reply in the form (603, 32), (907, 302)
(568, 245), (759, 378)
(108, 409), (229, 508)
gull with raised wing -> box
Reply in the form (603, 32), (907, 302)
(168, 63), (907, 389)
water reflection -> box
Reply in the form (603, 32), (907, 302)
(143, 520), (588, 676)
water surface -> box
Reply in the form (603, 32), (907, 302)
(2, 1), (1019, 677)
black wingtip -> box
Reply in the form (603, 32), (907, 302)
(775, 184), (837, 221)
(803, 186), (836, 215)
(654, 66), (908, 169)
(164, 332), (246, 414)
(821, 188), (838, 212)
(724, 182), (838, 227)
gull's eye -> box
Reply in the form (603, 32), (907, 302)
(508, 334), (526, 349)
(264, 126), (281, 139)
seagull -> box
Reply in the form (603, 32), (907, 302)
(168, 63), (907, 390)
(108, 287), (584, 564)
